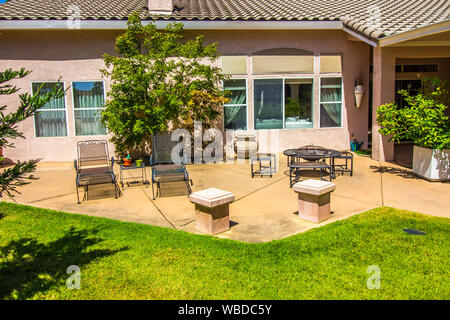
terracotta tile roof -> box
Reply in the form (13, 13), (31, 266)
(0, 0), (449, 40)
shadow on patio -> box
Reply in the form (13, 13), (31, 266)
(370, 164), (420, 179)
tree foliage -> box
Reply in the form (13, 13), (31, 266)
(0, 68), (65, 197)
(100, 13), (229, 156)
(376, 78), (450, 150)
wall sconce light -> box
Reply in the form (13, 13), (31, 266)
(354, 79), (364, 108)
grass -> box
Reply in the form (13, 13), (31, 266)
(356, 149), (372, 156)
(0, 202), (448, 300)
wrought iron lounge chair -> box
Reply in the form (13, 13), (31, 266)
(149, 133), (193, 200)
(74, 140), (121, 204)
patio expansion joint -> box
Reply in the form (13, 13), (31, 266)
(140, 187), (178, 230)
(25, 192), (77, 204)
(332, 193), (381, 207)
(379, 161), (385, 207)
(234, 175), (288, 203)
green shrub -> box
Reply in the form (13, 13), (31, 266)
(376, 78), (450, 150)
(100, 13), (227, 156)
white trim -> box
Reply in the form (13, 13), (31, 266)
(223, 78), (249, 131)
(0, 19), (343, 30)
(31, 81), (69, 138)
(342, 26), (378, 47)
(389, 40), (450, 47)
(71, 80), (108, 137)
(318, 76), (343, 129)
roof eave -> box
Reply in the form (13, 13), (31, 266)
(0, 19), (344, 30)
(342, 25), (378, 47)
(378, 20), (450, 47)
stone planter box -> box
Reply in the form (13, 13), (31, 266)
(412, 145), (450, 181)
(189, 188), (235, 235)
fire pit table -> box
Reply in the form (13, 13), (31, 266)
(283, 145), (341, 187)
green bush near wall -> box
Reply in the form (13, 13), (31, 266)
(376, 78), (450, 150)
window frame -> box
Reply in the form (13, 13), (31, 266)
(253, 76), (315, 130)
(71, 80), (107, 136)
(319, 76), (344, 129)
(222, 78), (249, 131)
(31, 81), (69, 138)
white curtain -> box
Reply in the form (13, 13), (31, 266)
(224, 81), (246, 127)
(320, 80), (342, 126)
(33, 83), (67, 137)
(321, 103), (341, 125)
(73, 82), (106, 135)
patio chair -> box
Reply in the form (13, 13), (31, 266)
(333, 151), (354, 176)
(149, 133), (193, 200)
(74, 140), (121, 204)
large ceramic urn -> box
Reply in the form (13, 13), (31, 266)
(234, 134), (258, 159)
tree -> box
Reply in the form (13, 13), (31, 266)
(100, 13), (229, 156)
(0, 68), (65, 197)
(376, 78), (450, 150)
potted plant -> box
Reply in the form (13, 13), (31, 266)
(376, 78), (450, 181)
(350, 134), (364, 152)
(122, 153), (132, 166)
(135, 158), (143, 167)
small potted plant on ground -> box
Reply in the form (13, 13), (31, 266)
(350, 134), (364, 152)
(376, 78), (450, 181)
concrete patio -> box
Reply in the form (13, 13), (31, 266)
(5, 153), (450, 242)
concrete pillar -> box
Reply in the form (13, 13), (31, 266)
(189, 188), (235, 235)
(293, 179), (336, 223)
(372, 47), (395, 161)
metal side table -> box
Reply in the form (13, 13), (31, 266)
(119, 163), (149, 188)
(251, 153), (277, 178)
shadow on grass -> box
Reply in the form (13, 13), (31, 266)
(370, 165), (419, 179)
(0, 226), (127, 299)
(0, 212), (6, 220)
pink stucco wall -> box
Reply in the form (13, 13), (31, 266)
(0, 29), (370, 162)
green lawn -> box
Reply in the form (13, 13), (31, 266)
(0, 202), (448, 300)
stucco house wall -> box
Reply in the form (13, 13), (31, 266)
(0, 28), (370, 162)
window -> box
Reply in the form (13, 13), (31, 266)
(320, 77), (342, 128)
(254, 78), (314, 130)
(254, 79), (283, 129)
(32, 82), (67, 137)
(252, 48), (314, 74)
(223, 79), (247, 130)
(222, 56), (247, 75)
(402, 64), (438, 73)
(72, 81), (107, 136)
(253, 56), (314, 74)
(320, 55), (342, 73)
(284, 79), (313, 128)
